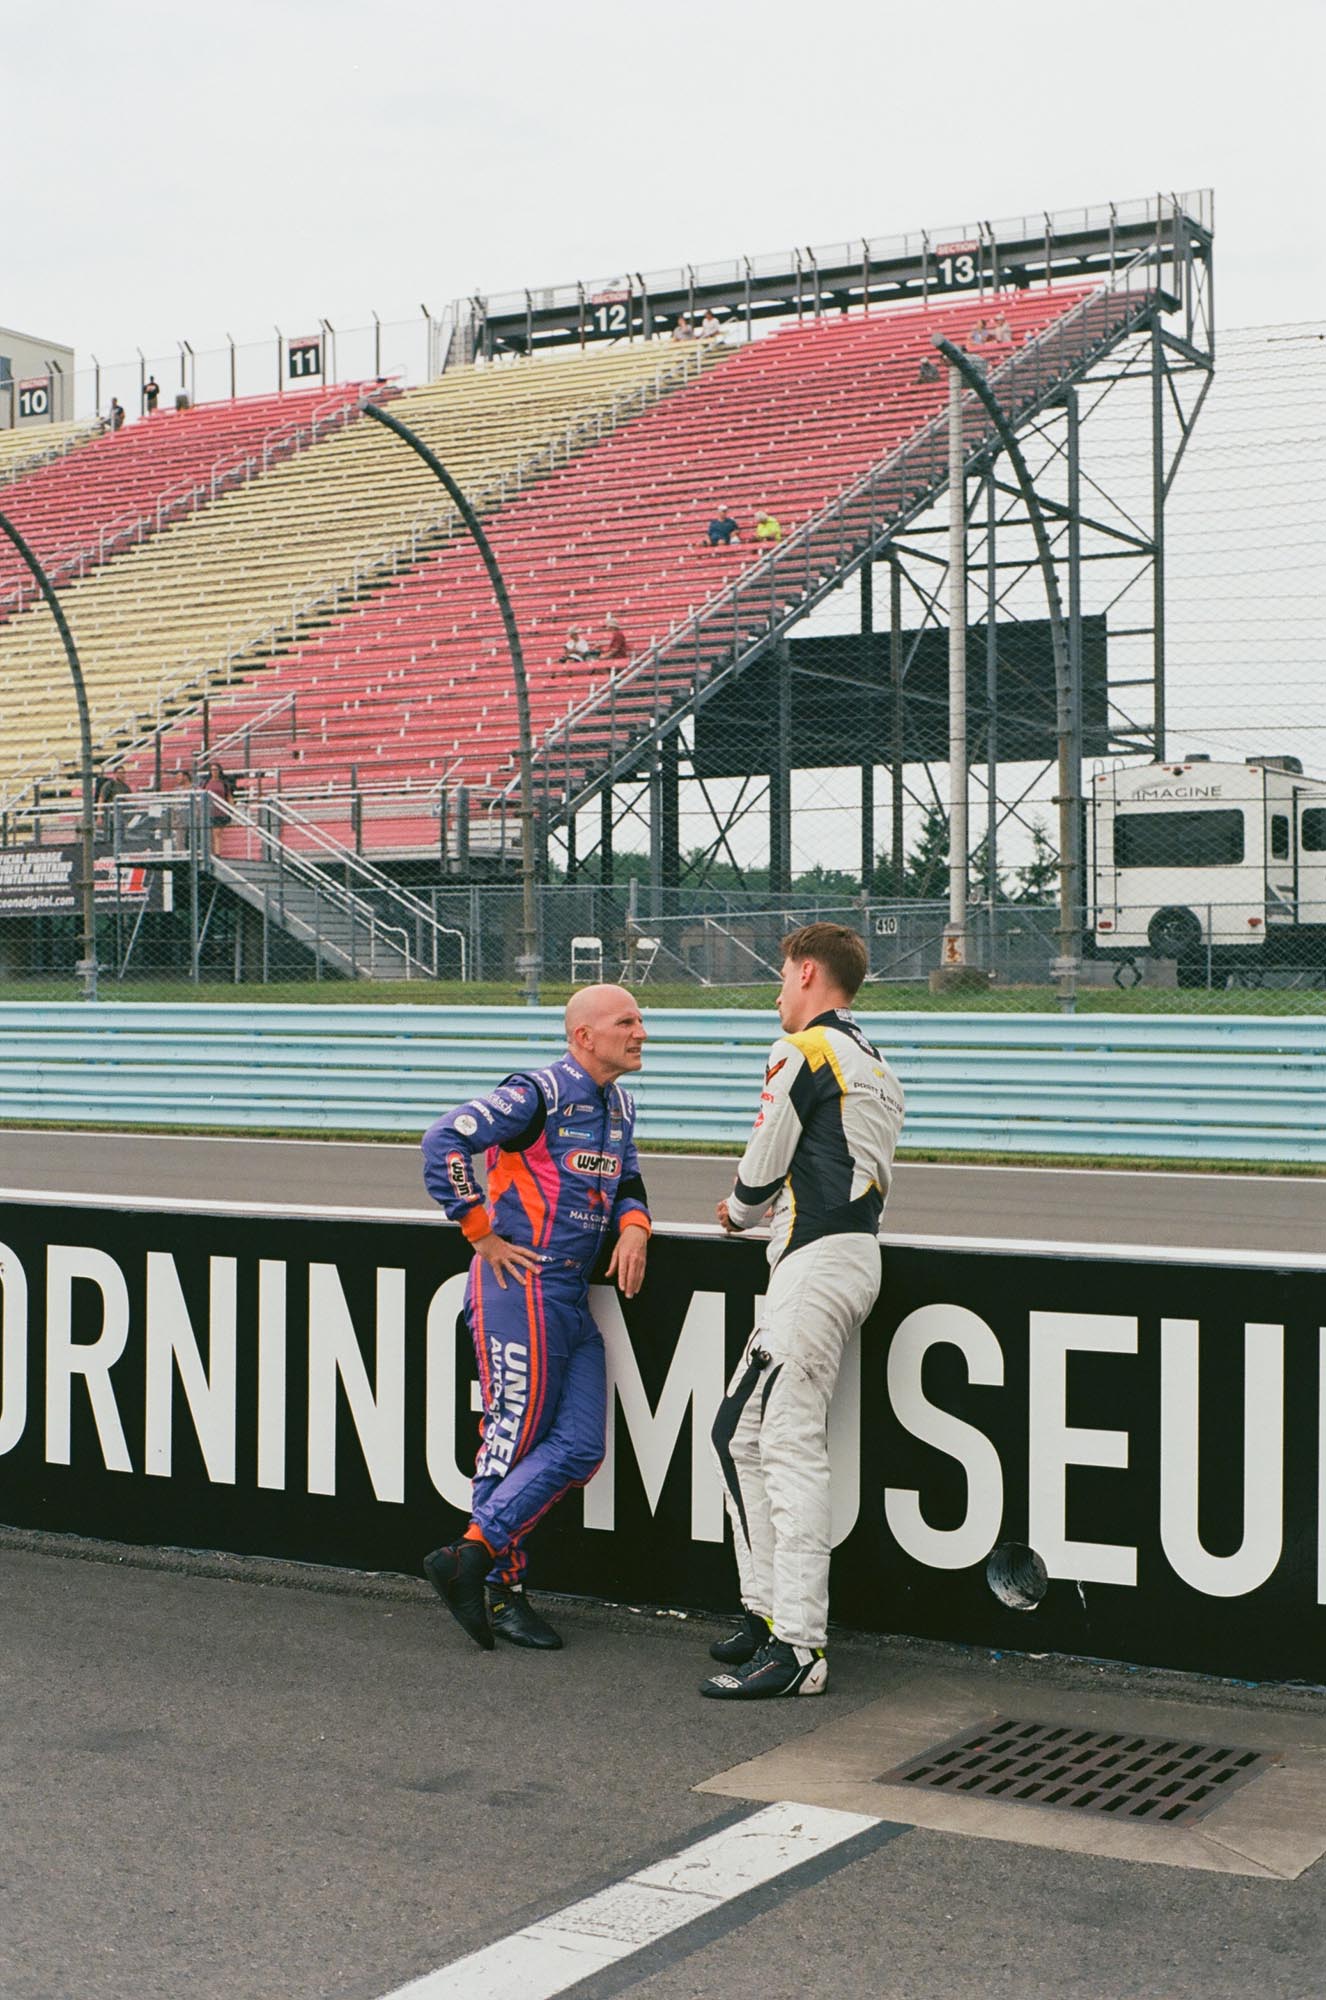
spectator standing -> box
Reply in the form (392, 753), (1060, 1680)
(202, 761), (234, 853)
(754, 508), (782, 547)
(143, 374), (161, 414)
(167, 768), (193, 844)
(600, 614), (629, 664)
(94, 769), (128, 834)
(420, 986), (651, 1651)
(703, 925), (905, 1700)
(706, 508), (740, 548)
(108, 398), (126, 432)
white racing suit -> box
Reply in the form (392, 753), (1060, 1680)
(712, 1009), (904, 1649)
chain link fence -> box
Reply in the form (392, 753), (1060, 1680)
(1, 319), (1322, 1009)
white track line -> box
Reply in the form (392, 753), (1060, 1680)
(3, 1130), (1319, 1186)
(0, 1186), (1320, 1268)
(380, 1802), (881, 2000)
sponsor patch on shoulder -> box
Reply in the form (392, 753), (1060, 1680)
(455, 1114), (478, 1137)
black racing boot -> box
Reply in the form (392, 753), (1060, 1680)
(488, 1587), (564, 1651)
(700, 1637), (828, 1700)
(709, 1609), (772, 1665)
(423, 1541), (494, 1651)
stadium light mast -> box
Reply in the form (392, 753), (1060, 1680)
(932, 336), (1080, 1013)
(0, 508), (98, 1001)
(943, 359), (970, 978)
(361, 402), (542, 1005)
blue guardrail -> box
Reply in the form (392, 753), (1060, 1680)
(0, 1003), (1322, 1163)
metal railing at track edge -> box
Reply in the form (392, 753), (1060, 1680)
(0, 1005), (1319, 1164)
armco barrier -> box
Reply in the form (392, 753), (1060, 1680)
(0, 1191), (1322, 1682)
(1, 1003), (1324, 1162)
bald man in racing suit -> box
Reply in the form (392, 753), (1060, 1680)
(703, 924), (904, 1699)
(421, 985), (650, 1653)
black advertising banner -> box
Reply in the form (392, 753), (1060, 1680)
(0, 844), (163, 915)
(0, 1195), (1322, 1681)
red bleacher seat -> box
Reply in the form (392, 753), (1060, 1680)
(0, 385), (359, 614)
(138, 291), (1098, 838)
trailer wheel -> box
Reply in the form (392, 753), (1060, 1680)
(1148, 906), (1203, 961)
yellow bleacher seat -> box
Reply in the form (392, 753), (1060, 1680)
(0, 344), (713, 803)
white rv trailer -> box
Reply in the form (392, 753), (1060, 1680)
(1085, 755), (1326, 982)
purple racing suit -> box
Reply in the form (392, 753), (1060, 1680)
(422, 1054), (650, 1586)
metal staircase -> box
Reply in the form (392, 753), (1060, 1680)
(207, 793), (465, 980)
(489, 253), (1168, 837)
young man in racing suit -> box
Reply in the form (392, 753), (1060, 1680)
(421, 985), (650, 1653)
(704, 924), (904, 1699)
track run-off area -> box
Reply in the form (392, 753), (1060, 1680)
(1, 1126), (1321, 1255)
(3, 1128), (1324, 1999)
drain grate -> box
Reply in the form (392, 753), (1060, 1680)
(879, 1717), (1272, 1827)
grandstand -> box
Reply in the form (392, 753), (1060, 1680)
(150, 286), (1099, 861)
(0, 416), (103, 487)
(0, 385), (363, 619)
(0, 191), (1214, 986)
(0, 342), (708, 809)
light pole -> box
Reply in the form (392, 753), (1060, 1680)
(0, 508), (98, 999)
(943, 359), (969, 974)
(932, 337), (1079, 1014)
(361, 402), (542, 1005)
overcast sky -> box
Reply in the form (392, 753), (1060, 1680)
(5, 0), (1321, 363)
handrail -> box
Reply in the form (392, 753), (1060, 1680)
(0, 421), (105, 493)
(255, 791), (468, 980)
(481, 246), (1160, 827)
(0, 382), (376, 620)
(1, 347), (711, 814)
(470, 190), (1212, 325)
(192, 689), (300, 774)
(207, 791), (423, 979)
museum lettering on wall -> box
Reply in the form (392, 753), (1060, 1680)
(0, 1198), (1322, 1680)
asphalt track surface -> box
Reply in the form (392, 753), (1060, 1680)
(2, 1136), (1324, 1993)
(1, 1127), (1322, 1253)
(2, 1534), (1323, 2000)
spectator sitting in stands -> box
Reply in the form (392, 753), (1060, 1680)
(671, 315), (693, 342)
(561, 626), (596, 664)
(143, 374), (161, 414)
(706, 508), (740, 548)
(699, 310), (721, 340)
(108, 397), (126, 431)
(754, 507), (783, 547)
(970, 318), (991, 346)
(917, 356), (940, 383)
(993, 310), (1012, 342)
(600, 614), (629, 664)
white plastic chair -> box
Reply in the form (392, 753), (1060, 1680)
(570, 935), (604, 983)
